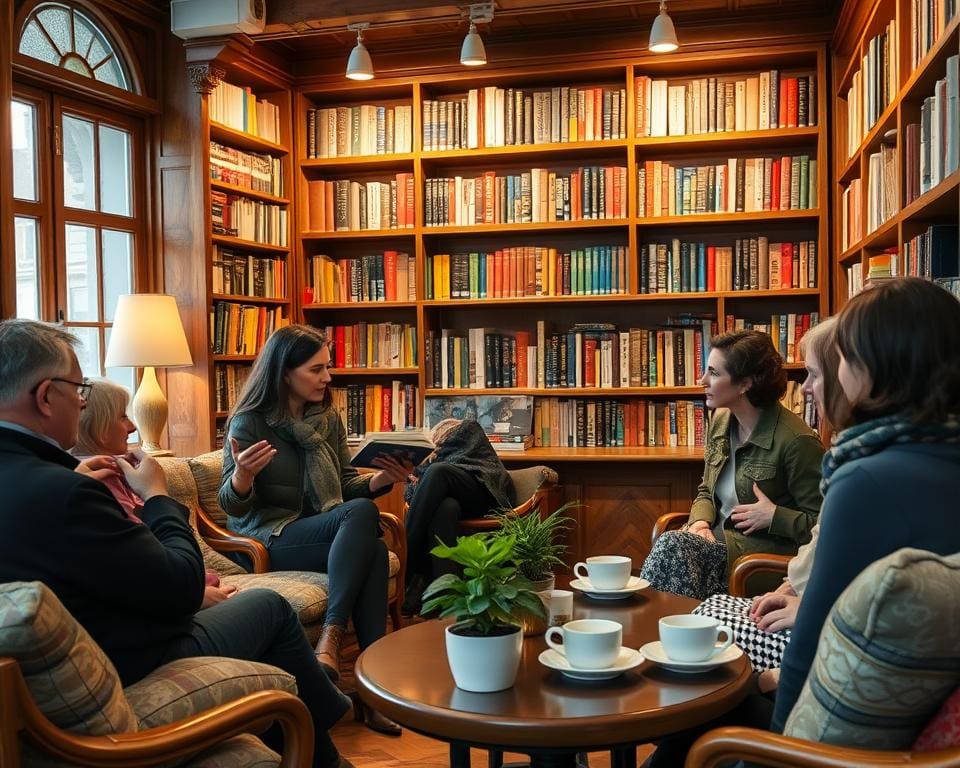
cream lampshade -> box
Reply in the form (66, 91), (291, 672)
(105, 294), (193, 453)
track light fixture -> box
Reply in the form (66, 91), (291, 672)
(461, 3), (494, 67)
(345, 22), (374, 80)
(648, 0), (679, 53)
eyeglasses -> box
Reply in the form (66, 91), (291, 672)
(31, 377), (94, 401)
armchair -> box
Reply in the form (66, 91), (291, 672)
(458, 465), (560, 533)
(0, 581), (312, 768)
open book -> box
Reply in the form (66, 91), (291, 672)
(349, 430), (435, 469)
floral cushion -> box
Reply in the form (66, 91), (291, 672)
(125, 656), (296, 729)
(0, 581), (135, 733)
(785, 548), (960, 750)
(189, 451), (231, 528)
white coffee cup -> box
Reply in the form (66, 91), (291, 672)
(573, 555), (632, 590)
(545, 619), (623, 669)
(658, 614), (734, 662)
(546, 589), (574, 628)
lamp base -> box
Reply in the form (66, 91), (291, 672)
(131, 366), (168, 454)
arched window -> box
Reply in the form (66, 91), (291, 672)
(19, 3), (130, 91)
(12, 2), (145, 400)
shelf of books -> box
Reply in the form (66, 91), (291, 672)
(833, 0), (959, 304)
(292, 44), (828, 459)
(205, 74), (293, 448)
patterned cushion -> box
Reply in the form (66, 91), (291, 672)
(187, 733), (280, 767)
(784, 548), (960, 750)
(156, 457), (245, 577)
(0, 581), (135, 734)
(914, 687), (960, 751)
(220, 571), (328, 629)
(125, 656), (296, 729)
(189, 451), (230, 527)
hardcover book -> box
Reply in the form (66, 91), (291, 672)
(349, 430), (435, 469)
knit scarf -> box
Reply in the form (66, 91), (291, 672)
(821, 412), (960, 495)
(267, 405), (343, 513)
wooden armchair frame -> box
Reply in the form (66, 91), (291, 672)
(196, 506), (408, 630)
(650, 513), (791, 597)
(458, 472), (560, 533)
(687, 725), (960, 768)
(0, 657), (313, 768)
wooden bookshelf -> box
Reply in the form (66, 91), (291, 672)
(832, 0), (960, 306)
(294, 42), (829, 454)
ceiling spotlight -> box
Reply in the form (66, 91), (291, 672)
(461, 3), (494, 67)
(346, 22), (374, 80)
(648, 0), (679, 53)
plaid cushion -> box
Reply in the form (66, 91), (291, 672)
(0, 581), (135, 734)
(785, 548), (960, 749)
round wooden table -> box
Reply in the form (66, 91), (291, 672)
(355, 588), (753, 768)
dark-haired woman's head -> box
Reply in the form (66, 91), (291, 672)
(702, 330), (787, 410)
(798, 317), (848, 430)
(229, 325), (332, 421)
(836, 277), (960, 426)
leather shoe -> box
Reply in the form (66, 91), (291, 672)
(401, 573), (429, 616)
(315, 623), (344, 682)
(349, 691), (402, 736)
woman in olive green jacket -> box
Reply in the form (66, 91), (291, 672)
(642, 330), (824, 598)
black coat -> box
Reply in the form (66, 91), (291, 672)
(0, 426), (205, 684)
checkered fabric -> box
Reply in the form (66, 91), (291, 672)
(693, 592), (790, 671)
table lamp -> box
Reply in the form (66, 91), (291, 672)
(105, 293), (193, 454)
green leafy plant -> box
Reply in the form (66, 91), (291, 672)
(489, 501), (577, 582)
(421, 533), (546, 636)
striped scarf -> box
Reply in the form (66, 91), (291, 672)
(820, 412), (960, 495)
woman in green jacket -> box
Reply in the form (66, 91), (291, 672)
(641, 330), (824, 598)
(219, 324), (409, 736)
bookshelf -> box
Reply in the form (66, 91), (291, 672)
(832, 0), (959, 305)
(294, 43), (829, 461)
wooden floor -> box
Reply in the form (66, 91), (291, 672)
(332, 618), (655, 767)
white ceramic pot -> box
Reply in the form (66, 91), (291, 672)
(444, 623), (523, 692)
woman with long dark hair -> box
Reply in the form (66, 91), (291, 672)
(219, 324), (409, 736)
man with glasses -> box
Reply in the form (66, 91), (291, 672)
(0, 319), (356, 768)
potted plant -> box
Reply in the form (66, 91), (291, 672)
(489, 501), (577, 635)
(422, 533), (545, 693)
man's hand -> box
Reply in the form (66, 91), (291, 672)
(201, 584), (238, 609)
(75, 455), (121, 483)
(229, 437), (276, 496)
(116, 449), (168, 500)
(730, 483), (776, 535)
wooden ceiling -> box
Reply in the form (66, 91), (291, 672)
(257, 0), (840, 60)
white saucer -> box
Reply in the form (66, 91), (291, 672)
(640, 641), (744, 673)
(539, 647), (644, 680)
(569, 576), (649, 600)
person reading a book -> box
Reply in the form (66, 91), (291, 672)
(640, 330), (825, 600)
(71, 378), (237, 609)
(401, 417), (516, 616)
(219, 324), (409, 736)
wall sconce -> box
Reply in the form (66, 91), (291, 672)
(461, 2), (494, 66)
(648, 0), (679, 53)
(346, 22), (374, 80)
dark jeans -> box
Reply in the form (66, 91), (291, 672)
(266, 497), (388, 650)
(405, 462), (499, 579)
(160, 588), (350, 768)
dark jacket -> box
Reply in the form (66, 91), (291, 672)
(773, 441), (960, 731)
(219, 407), (380, 543)
(689, 404), (824, 571)
(0, 427), (205, 685)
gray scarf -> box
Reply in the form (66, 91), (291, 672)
(267, 406), (343, 513)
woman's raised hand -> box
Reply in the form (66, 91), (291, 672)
(730, 482), (776, 535)
(229, 437), (277, 496)
(368, 453), (415, 492)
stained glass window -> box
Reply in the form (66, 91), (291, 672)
(18, 3), (131, 92)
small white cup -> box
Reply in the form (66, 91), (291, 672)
(545, 619), (622, 669)
(573, 555), (632, 590)
(659, 614), (734, 662)
(546, 589), (574, 627)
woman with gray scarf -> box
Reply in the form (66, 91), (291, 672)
(219, 325), (410, 737)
